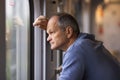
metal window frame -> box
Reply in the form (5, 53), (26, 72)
(33, 0), (60, 80)
(33, 0), (46, 80)
(0, 0), (6, 80)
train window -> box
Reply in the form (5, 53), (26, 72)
(6, 0), (30, 80)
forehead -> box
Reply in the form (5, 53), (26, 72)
(47, 16), (59, 32)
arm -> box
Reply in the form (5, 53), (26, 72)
(33, 16), (48, 30)
(59, 51), (85, 80)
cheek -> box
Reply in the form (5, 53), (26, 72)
(55, 35), (67, 45)
(53, 32), (67, 45)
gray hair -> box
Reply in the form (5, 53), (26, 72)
(54, 12), (80, 36)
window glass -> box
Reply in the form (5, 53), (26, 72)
(6, 0), (30, 80)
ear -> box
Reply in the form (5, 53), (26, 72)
(65, 26), (73, 38)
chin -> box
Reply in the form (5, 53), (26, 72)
(51, 47), (56, 50)
(50, 47), (55, 50)
(50, 46), (58, 50)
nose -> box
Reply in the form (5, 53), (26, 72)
(47, 35), (52, 42)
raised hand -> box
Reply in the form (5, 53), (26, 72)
(33, 16), (48, 30)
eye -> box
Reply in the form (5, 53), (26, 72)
(49, 32), (52, 34)
(50, 31), (55, 35)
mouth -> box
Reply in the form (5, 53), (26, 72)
(50, 41), (54, 45)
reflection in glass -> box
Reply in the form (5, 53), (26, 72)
(6, 0), (30, 80)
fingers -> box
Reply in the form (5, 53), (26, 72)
(33, 16), (46, 26)
(33, 16), (48, 30)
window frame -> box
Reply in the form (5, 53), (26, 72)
(0, 0), (6, 79)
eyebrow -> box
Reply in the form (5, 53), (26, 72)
(46, 28), (52, 34)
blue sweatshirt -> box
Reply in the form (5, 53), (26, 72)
(59, 33), (120, 80)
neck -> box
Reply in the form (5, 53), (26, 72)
(62, 35), (78, 51)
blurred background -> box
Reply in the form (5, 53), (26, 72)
(0, 0), (120, 80)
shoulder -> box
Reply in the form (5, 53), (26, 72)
(63, 44), (85, 66)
